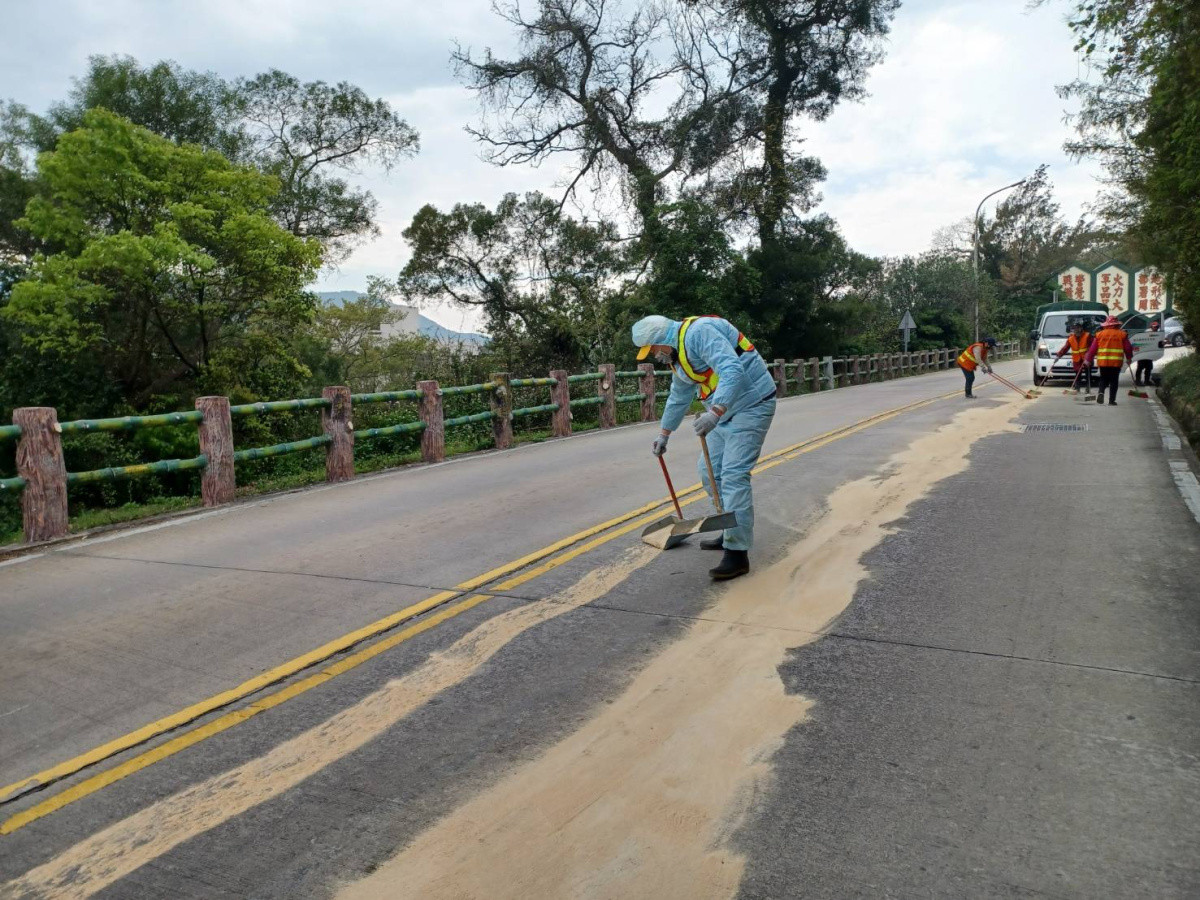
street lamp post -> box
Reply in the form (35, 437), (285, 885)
(972, 178), (1029, 342)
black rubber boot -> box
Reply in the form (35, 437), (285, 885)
(1109, 398), (1118, 406)
(700, 534), (724, 551)
(709, 549), (750, 580)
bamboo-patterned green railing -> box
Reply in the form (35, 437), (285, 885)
(230, 398), (331, 417)
(58, 411), (204, 434)
(234, 436), (331, 464)
(66, 455), (208, 485)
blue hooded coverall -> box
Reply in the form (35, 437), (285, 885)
(658, 317), (777, 551)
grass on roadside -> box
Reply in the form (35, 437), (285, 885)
(1158, 353), (1200, 451)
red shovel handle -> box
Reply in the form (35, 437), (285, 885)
(658, 455), (684, 518)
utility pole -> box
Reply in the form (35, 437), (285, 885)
(972, 177), (1032, 342)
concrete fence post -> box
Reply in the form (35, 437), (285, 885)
(638, 363), (657, 422)
(808, 358), (820, 392)
(773, 359), (788, 397)
(418, 380), (444, 463)
(793, 359), (806, 393)
(597, 363), (616, 428)
(321, 386), (354, 483)
(851, 357), (861, 385)
(490, 372), (513, 449)
(196, 396), (235, 507)
(822, 356), (835, 390)
(550, 369), (572, 438)
(13, 407), (69, 542)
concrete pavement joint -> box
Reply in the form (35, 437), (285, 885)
(54, 551), (548, 602)
(821, 631), (1200, 685)
(565, 601), (1200, 686)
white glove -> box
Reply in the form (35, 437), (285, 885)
(983, 365), (993, 374)
(651, 433), (669, 457)
(693, 409), (721, 437)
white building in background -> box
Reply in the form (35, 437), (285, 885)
(378, 303), (420, 341)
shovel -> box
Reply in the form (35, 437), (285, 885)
(640, 442), (737, 550)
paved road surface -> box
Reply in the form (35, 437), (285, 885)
(1, 356), (1197, 898)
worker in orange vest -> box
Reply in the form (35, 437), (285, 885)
(1084, 315), (1134, 405)
(1053, 319), (1093, 394)
(956, 336), (997, 398)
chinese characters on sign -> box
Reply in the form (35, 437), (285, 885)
(1055, 262), (1171, 314)
(1057, 266), (1092, 302)
(1094, 264), (1130, 314)
(1137, 268), (1166, 312)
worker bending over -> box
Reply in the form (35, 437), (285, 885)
(1085, 315), (1133, 405)
(632, 315), (777, 581)
(1053, 319), (1093, 393)
(957, 336), (997, 398)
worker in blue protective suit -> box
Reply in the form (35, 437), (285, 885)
(632, 314), (777, 580)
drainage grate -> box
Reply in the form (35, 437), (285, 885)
(1021, 423), (1088, 433)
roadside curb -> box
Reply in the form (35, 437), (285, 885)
(1149, 394), (1200, 527)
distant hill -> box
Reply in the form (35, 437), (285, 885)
(315, 292), (488, 346)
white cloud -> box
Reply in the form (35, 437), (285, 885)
(804, 0), (1103, 256)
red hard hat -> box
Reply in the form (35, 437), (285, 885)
(1102, 315), (1120, 327)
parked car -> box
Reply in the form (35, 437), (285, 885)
(1163, 316), (1188, 347)
(1030, 301), (1108, 383)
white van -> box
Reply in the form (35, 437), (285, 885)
(1031, 306), (1108, 383)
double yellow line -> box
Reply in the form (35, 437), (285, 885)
(0, 383), (970, 835)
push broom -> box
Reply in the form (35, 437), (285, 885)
(1127, 364), (1150, 399)
(988, 370), (1035, 399)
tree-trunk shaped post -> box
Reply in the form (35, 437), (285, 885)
(321, 386), (354, 483)
(638, 363), (657, 422)
(418, 380), (444, 463)
(808, 358), (820, 392)
(852, 357), (862, 385)
(196, 396), (235, 507)
(598, 364), (616, 428)
(550, 370), (571, 438)
(773, 359), (788, 397)
(13, 408), (69, 542)
(822, 356), (835, 390)
(490, 372), (513, 449)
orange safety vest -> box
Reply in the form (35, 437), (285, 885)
(1094, 327), (1128, 367)
(1066, 332), (1091, 363)
(677, 316), (755, 400)
(957, 342), (986, 372)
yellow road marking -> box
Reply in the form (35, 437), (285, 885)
(0, 379), (985, 831)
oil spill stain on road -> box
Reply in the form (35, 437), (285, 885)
(336, 400), (1023, 900)
(4, 546), (660, 899)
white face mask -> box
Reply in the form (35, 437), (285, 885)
(653, 348), (674, 365)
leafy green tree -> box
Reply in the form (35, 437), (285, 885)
(1, 56), (419, 265)
(454, 0), (752, 257)
(400, 192), (625, 370)
(1049, 0), (1199, 332)
(709, 0), (899, 245)
(2, 109), (322, 411)
(237, 70), (419, 262)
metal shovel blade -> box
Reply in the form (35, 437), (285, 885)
(640, 510), (738, 550)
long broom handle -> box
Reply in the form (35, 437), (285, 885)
(699, 434), (724, 513)
(1068, 364), (1082, 391)
(657, 455), (684, 518)
(988, 371), (1030, 398)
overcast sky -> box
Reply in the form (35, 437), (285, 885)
(2, 0), (1100, 333)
